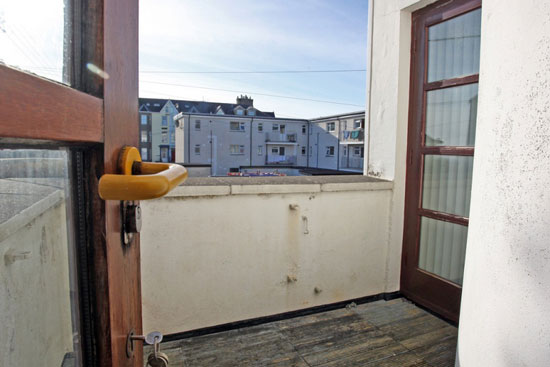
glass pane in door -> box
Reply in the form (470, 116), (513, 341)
(422, 155), (474, 217)
(427, 8), (481, 82)
(425, 84), (478, 146)
(418, 217), (468, 285)
(0, 149), (81, 366)
(0, 0), (67, 83)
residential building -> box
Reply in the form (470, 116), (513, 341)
(138, 99), (178, 162)
(142, 96), (366, 175)
(309, 111), (365, 172)
(138, 95), (275, 163)
(174, 113), (309, 176)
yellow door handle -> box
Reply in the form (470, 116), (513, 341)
(99, 146), (188, 200)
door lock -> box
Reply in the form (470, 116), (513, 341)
(122, 200), (141, 245)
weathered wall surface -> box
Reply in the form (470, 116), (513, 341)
(0, 193), (74, 367)
(140, 181), (394, 334)
(366, 0), (437, 293)
(457, 1), (550, 366)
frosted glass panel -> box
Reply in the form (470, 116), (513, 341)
(428, 8), (481, 82)
(425, 84), (478, 146)
(422, 155), (473, 217)
(418, 217), (468, 285)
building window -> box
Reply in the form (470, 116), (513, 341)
(194, 145), (201, 155)
(301, 146), (306, 155)
(326, 146), (335, 156)
(141, 148), (148, 160)
(272, 124), (279, 131)
(343, 146), (348, 156)
(327, 122), (335, 132)
(271, 147), (279, 154)
(236, 109), (244, 116)
(354, 119), (362, 129)
(280, 124), (286, 133)
(258, 123), (263, 132)
(354, 146), (361, 156)
(165, 105), (172, 114)
(195, 120), (201, 130)
(160, 147), (168, 161)
(230, 144), (245, 155)
(247, 109), (256, 116)
(230, 121), (245, 131)
(171, 133), (175, 143)
(141, 130), (148, 142)
(161, 132), (168, 143)
(302, 125), (306, 134)
(162, 115), (168, 126)
(258, 145), (263, 155)
(140, 114), (148, 125)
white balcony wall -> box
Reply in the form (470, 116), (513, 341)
(456, 1), (550, 366)
(140, 180), (394, 334)
(0, 193), (73, 367)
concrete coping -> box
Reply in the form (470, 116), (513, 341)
(165, 175), (393, 197)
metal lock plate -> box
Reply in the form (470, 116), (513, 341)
(122, 200), (141, 245)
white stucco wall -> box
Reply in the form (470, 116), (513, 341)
(0, 192), (74, 367)
(366, 0), (438, 292)
(457, 1), (550, 366)
(140, 180), (394, 334)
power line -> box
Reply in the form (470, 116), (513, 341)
(140, 80), (364, 107)
(140, 69), (366, 74)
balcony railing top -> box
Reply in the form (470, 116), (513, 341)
(265, 132), (297, 143)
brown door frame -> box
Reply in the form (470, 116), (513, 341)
(0, 0), (141, 365)
(401, 0), (481, 323)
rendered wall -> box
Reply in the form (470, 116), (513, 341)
(457, 1), (550, 366)
(366, 0), (438, 292)
(0, 193), (74, 367)
(140, 181), (394, 334)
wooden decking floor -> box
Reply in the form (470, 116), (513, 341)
(145, 298), (457, 366)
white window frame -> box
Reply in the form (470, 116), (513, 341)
(302, 125), (306, 134)
(141, 130), (148, 142)
(327, 122), (335, 132)
(230, 144), (245, 155)
(194, 145), (201, 155)
(230, 121), (245, 131)
(140, 114), (148, 125)
(326, 146), (335, 156)
(354, 119), (362, 129)
(162, 115), (168, 126)
(301, 146), (306, 155)
(141, 148), (148, 160)
(272, 123), (279, 131)
(258, 145), (263, 155)
(161, 132), (168, 143)
(258, 123), (263, 132)
(195, 119), (201, 130)
(354, 146), (361, 156)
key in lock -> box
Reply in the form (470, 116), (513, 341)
(127, 330), (170, 366)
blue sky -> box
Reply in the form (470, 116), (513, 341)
(139, 0), (368, 119)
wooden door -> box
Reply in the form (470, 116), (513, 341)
(401, 0), (481, 323)
(0, 0), (141, 365)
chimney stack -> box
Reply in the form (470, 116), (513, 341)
(236, 94), (254, 107)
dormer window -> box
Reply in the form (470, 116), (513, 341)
(247, 107), (256, 116)
(236, 109), (244, 116)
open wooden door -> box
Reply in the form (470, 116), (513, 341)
(0, 0), (142, 365)
(401, 0), (481, 323)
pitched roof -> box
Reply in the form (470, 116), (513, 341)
(139, 98), (275, 117)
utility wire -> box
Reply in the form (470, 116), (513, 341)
(140, 80), (364, 107)
(140, 69), (366, 74)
